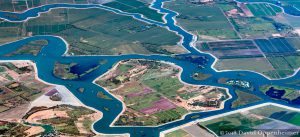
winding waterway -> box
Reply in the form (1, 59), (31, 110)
(0, 0), (300, 136)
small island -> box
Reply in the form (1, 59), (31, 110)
(232, 89), (263, 108)
(97, 91), (112, 100)
(53, 60), (106, 80)
(260, 85), (300, 104)
(53, 62), (78, 80)
(192, 72), (211, 81)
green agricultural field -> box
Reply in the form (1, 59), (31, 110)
(0, 8), (183, 55)
(0, 0), (34, 12)
(238, 0), (300, 12)
(249, 105), (290, 116)
(200, 113), (270, 136)
(266, 55), (300, 78)
(249, 105), (300, 126)
(143, 77), (184, 99)
(201, 105), (300, 135)
(0, 0), (163, 22)
(0, 21), (24, 45)
(196, 38), (300, 79)
(250, 37), (300, 78)
(267, 56), (292, 68)
(0, 0), (86, 12)
(229, 16), (278, 38)
(288, 113), (300, 126)
(217, 2), (239, 12)
(153, 107), (188, 123)
(213, 57), (276, 78)
(246, 3), (282, 16)
(5, 40), (48, 56)
(178, 91), (200, 100)
(281, 56), (300, 70)
(0, 67), (5, 73)
(0, 1), (15, 12)
(165, 129), (191, 137)
(125, 93), (161, 110)
(165, 0), (239, 40)
(198, 40), (264, 59)
(104, 0), (164, 22)
(286, 37), (300, 50)
(232, 90), (263, 108)
(119, 64), (134, 72)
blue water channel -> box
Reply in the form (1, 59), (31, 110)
(0, 0), (300, 136)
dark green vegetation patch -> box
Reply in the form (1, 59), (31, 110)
(232, 90), (263, 108)
(201, 113), (271, 136)
(165, 0), (240, 40)
(104, 0), (164, 22)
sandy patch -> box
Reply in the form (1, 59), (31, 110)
(176, 86), (226, 111)
(0, 75), (8, 82)
(198, 35), (220, 41)
(29, 85), (82, 109)
(25, 126), (45, 137)
(76, 111), (103, 134)
(272, 33), (282, 37)
(26, 110), (68, 123)
(76, 122), (89, 134)
(161, 45), (188, 54)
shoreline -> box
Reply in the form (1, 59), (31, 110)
(161, 0), (196, 54)
(92, 61), (127, 128)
